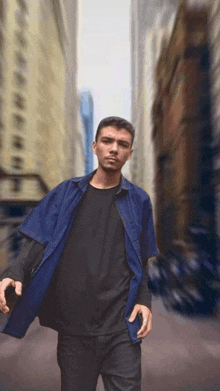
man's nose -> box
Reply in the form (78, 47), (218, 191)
(110, 142), (118, 153)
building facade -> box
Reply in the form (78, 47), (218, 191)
(152, 2), (216, 255)
(61, 0), (84, 179)
(131, 0), (220, 239)
(130, 0), (177, 204)
(0, 0), (83, 269)
(209, 0), (220, 246)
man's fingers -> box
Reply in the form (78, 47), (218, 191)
(137, 319), (149, 337)
(137, 312), (152, 339)
(0, 278), (13, 299)
(129, 305), (139, 322)
(14, 281), (22, 296)
(129, 304), (152, 338)
(0, 279), (12, 313)
(0, 278), (22, 314)
(0, 304), (10, 314)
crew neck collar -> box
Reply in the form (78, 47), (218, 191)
(72, 170), (132, 195)
(88, 183), (120, 191)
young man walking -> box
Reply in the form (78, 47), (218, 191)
(0, 117), (159, 391)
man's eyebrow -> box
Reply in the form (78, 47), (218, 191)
(101, 136), (130, 144)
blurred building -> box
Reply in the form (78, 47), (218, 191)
(80, 91), (94, 174)
(152, 2), (216, 257)
(209, 0), (220, 247)
(63, 0), (84, 179)
(0, 0), (83, 269)
(130, 0), (220, 314)
(131, 0), (220, 240)
(130, 0), (177, 204)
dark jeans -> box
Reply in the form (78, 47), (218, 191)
(57, 329), (141, 391)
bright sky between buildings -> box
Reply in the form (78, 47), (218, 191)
(78, 0), (131, 137)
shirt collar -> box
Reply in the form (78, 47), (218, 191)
(72, 170), (132, 195)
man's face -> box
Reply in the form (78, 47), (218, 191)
(93, 126), (133, 172)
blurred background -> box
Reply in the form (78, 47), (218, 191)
(0, 0), (220, 390)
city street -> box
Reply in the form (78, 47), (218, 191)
(0, 298), (219, 391)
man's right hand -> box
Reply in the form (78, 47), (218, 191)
(0, 278), (22, 314)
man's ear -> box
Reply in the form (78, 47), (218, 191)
(92, 141), (97, 154)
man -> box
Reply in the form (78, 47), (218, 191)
(0, 117), (159, 391)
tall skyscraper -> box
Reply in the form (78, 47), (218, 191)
(80, 91), (94, 175)
(0, 0), (83, 268)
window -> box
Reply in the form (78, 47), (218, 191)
(15, 31), (27, 48)
(11, 177), (22, 192)
(14, 93), (25, 109)
(7, 205), (25, 216)
(12, 135), (24, 149)
(13, 113), (25, 130)
(11, 156), (23, 170)
(14, 71), (27, 87)
(160, 155), (172, 187)
(16, 0), (28, 14)
(15, 51), (27, 69)
(15, 10), (27, 28)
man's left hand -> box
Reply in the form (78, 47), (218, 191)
(129, 304), (152, 339)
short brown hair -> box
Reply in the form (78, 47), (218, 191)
(95, 116), (135, 145)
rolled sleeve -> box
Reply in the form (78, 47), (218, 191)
(17, 182), (65, 247)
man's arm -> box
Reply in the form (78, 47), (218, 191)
(0, 181), (66, 315)
(129, 258), (153, 339)
(136, 259), (152, 310)
(0, 238), (44, 314)
(130, 194), (159, 339)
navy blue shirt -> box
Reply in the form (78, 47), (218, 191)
(1, 171), (159, 343)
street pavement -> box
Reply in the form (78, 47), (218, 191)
(0, 297), (220, 391)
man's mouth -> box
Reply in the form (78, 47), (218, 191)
(106, 157), (119, 162)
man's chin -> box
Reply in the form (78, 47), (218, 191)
(103, 167), (119, 173)
(102, 164), (121, 173)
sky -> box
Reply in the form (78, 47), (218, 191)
(78, 0), (131, 134)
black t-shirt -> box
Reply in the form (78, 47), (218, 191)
(40, 183), (133, 335)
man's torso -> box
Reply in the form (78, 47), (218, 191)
(39, 183), (133, 335)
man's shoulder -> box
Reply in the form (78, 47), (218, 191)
(47, 172), (94, 198)
(49, 176), (81, 193)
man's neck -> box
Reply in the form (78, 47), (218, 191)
(89, 167), (121, 189)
